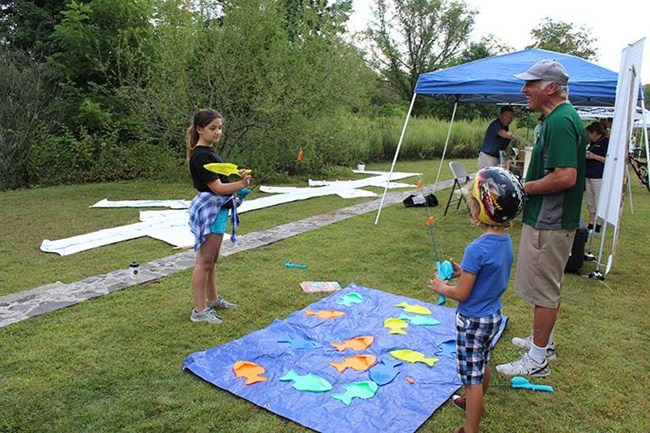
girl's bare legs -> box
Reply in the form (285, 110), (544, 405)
(205, 235), (223, 305)
(191, 233), (223, 311)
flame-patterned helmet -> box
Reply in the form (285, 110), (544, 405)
(471, 167), (525, 226)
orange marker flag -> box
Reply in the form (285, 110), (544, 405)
(297, 148), (304, 162)
(425, 216), (434, 227)
(416, 178), (423, 193)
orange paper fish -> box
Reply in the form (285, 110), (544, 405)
(331, 336), (375, 352)
(233, 361), (268, 385)
(330, 354), (377, 373)
(305, 309), (345, 319)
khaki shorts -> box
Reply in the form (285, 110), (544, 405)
(585, 177), (602, 215)
(515, 225), (576, 308)
(478, 152), (500, 169)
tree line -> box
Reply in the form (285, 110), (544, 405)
(1, 0), (603, 190)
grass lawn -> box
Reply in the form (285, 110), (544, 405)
(1, 159), (648, 432)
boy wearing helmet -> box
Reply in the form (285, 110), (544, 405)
(428, 167), (525, 433)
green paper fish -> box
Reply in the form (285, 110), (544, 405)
(384, 317), (409, 335)
(390, 349), (439, 367)
(395, 301), (431, 315)
(331, 381), (378, 405)
(279, 369), (333, 392)
(203, 162), (251, 177)
(336, 292), (364, 307)
(399, 313), (441, 326)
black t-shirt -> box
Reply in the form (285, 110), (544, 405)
(586, 137), (608, 179)
(189, 146), (230, 192)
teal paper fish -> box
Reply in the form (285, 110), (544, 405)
(336, 292), (364, 307)
(395, 301), (431, 315)
(279, 369), (333, 392)
(384, 317), (409, 335)
(399, 313), (441, 326)
(331, 381), (379, 405)
(390, 349), (439, 367)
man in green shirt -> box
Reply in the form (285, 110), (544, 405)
(496, 60), (587, 378)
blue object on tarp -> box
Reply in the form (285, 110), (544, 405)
(182, 284), (508, 433)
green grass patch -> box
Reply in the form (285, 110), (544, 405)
(1, 160), (649, 432)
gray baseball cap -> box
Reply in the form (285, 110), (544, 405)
(515, 59), (569, 85)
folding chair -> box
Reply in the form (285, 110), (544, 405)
(444, 161), (470, 216)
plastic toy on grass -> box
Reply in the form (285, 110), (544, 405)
(511, 376), (554, 392)
(285, 260), (308, 269)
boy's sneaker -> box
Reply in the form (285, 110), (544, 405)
(451, 394), (466, 411)
(496, 353), (550, 377)
(190, 308), (222, 325)
(511, 335), (557, 360)
(207, 297), (237, 310)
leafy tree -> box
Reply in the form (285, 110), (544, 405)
(365, 0), (476, 107)
(0, 0), (69, 56)
(527, 17), (598, 60)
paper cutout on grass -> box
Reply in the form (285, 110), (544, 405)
(331, 381), (379, 405)
(390, 349), (439, 367)
(369, 358), (403, 385)
(395, 302), (432, 315)
(305, 309), (345, 319)
(434, 340), (457, 359)
(279, 369), (333, 392)
(399, 313), (441, 326)
(331, 336), (375, 352)
(330, 355), (377, 373)
(233, 361), (269, 385)
(336, 292), (364, 307)
(278, 335), (323, 350)
(384, 317), (409, 334)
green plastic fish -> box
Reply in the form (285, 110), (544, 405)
(331, 381), (379, 405)
(395, 301), (431, 315)
(390, 349), (439, 367)
(399, 313), (441, 326)
(279, 369), (333, 392)
(384, 317), (409, 335)
(203, 162), (251, 177)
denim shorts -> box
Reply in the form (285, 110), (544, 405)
(456, 310), (502, 385)
(209, 208), (229, 235)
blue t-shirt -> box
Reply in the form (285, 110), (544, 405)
(479, 119), (511, 157)
(458, 233), (513, 317)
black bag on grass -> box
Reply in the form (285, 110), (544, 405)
(403, 193), (438, 208)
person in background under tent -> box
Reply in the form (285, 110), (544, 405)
(533, 113), (545, 143)
(186, 108), (252, 325)
(585, 121), (608, 233)
(477, 106), (515, 169)
(429, 167), (525, 433)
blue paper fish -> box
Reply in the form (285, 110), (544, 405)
(277, 335), (323, 350)
(336, 292), (364, 307)
(399, 313), (441, 326)
(369, 358), (403, 385)
(279, 369), (333, 392)
(331, 381), (379, 405)
(434, 340), (457, 359)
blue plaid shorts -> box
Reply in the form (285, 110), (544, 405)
(456, 310), (503, 385)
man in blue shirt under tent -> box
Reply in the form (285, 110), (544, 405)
(478, 106), (515, 169)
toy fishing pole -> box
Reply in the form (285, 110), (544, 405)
(417, 178), (452, 305)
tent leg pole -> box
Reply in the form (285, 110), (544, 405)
(434, 102), (458, 187)
(375, 93), (418, 225)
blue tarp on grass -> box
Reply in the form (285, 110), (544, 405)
(182, 284), (508, 433)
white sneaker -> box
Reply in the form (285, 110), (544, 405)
(496, 353), (550, 377)
(207, 297), (237, 310)
(512, 335), (557, 360)
(190, 308), (222, 325)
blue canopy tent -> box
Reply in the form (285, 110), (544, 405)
(375, 48), (621, 223)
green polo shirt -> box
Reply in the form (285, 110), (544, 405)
(523, 103), (587, 229)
